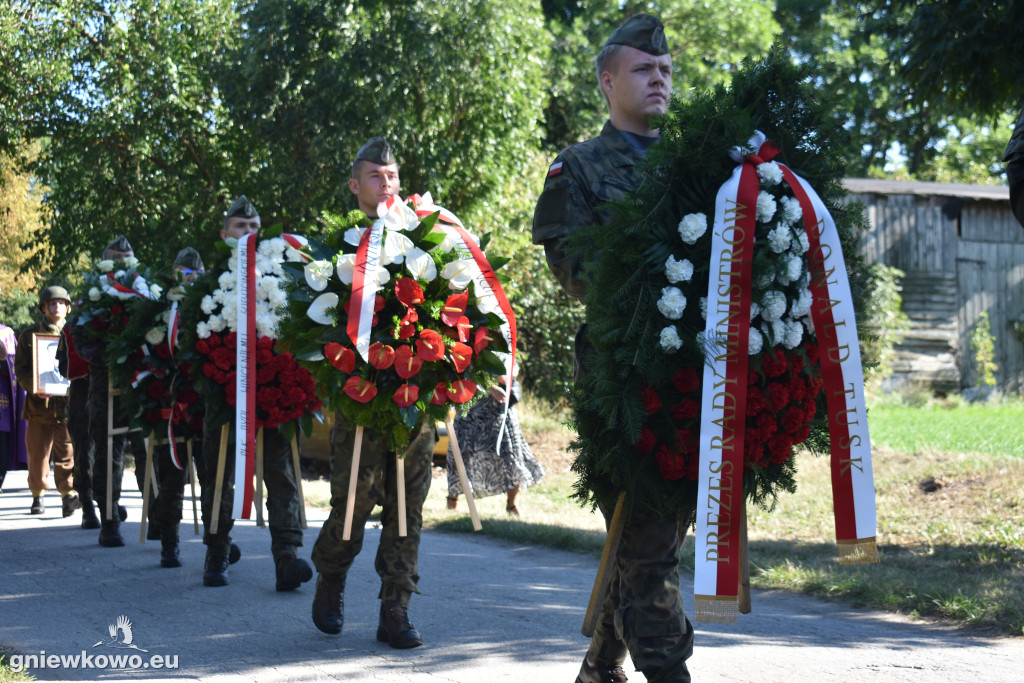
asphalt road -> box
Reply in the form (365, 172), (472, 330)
(1, 469), (1021, 682)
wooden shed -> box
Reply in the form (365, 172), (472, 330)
(844, 178), (1022, 394)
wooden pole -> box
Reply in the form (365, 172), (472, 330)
(291, 438), (307, 529)
(210, 423), (230, 536)
(342, 425), (363, 541)
(139, 432), (156, 544)
(255, 427), (265, 528)
(738, 502), (752, 614)
(582, 492), (627, 637)
(396, 454), (407, 537)
(187, 441), (199, 535)
(444, 414), (481, 531)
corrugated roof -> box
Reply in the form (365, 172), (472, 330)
(843, 178), (1009, 201)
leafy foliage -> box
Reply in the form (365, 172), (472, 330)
(970, 311), (997, 388)
(860, 263), (911, 382)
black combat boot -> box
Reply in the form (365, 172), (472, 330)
(80, 497), (100, 529)
(160, 527), (181, 568)
(30, 496), (44, 514)
(377, 602), (423, 649)
(203, 550), (230, 586)
(275, 554), (313, 592)
(98, 520), (125, 547)
(61, 491), (81, 518)
(311, 574), (345, 634)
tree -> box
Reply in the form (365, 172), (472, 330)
(0, 145), (52, 330)
(3, 0), (238, 276)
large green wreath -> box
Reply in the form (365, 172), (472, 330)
(569, 50), (870, 521)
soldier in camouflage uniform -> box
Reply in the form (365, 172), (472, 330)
(532, 15), (693, 683)
(199, 197), (313, 592)
(75, 236), (154, 547)
(61, 295), (96, 528)
(1004, 105), (1024, 228)
(149, 247), (205, 569)
(310, 137), (436, 650)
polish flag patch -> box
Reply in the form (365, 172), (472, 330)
(547, 161), (563, 177)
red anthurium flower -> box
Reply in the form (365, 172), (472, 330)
(395, 278), (425, 307)
(440, 291), (469, 327)
(446, 379), (477, 403)
(324, 342), (355, 373)
(396, 305), (419, 339)
(343, 376), (377, 403)
(394, 345), (424, 378)
(392, 384), (420, 408)
(473, 326), (492, 356)
(368, 342), (395, 369)
(455, 316), (472, 342)
(374, 294), (386, 312)
(416, 329), (445, 362)
(448, 342), (473, 373)
(429, 382), (448, 405)
(396, 321), (417, 340)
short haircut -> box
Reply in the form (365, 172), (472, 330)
(595, 43), (627, 108)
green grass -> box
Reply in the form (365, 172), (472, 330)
(866, 398), (1024, 459)
(0, 647), (33, 682)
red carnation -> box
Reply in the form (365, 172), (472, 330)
(416, 329), (445, 362)
(635, 426), (657, 454)
(224, 332), (238, 349)
(211, 347), (234, 371)
(146, 380), (166, 400)
(671, 399), (700, 420)
(196, 339), (211, 355)
(155, 343), (172, 359)
(671, 367), (700, 394)
(763, 348), (787, 377)
(640, 385), (662, 415)
(655, 446), (688, 481)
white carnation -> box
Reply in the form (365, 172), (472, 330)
(699, 296), (707, 320)
(757, 161), (783, 186)
(784, 253), (803, 284)
(749, 302), (761, 320)
(677, 213), (707, 244)
(656, 286), (687, 320)
(196, 321), (211, 339)
(756, 268), (776, 289)
(207, 314), (227, 333)
(760, 290), (786, 322)
(770, 318), (787, 346)
(781, 195), (803, 223)
(767, 226), (792, 253)
(218, 270), (234, 290)
(664, 255), (694, 283)
(783, 319), (804, 349)
(756, 191), (777, 223)
(790, 288), (813, 318)
(200, 295), (217, 315)
(659, 326), (682, 353)
(794, 230), (810, 253)
(748, 327), (763, 355)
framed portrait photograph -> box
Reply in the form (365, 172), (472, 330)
(32, 333), (70, 397)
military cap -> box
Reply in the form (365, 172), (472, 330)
(173, 247), (204, 271)
(39, 285), (71, 306)
(226, 195), (258, 219)
(103, 234), (134, 255)
(354, 137), (397, 166)
(605, 13), (669, 55)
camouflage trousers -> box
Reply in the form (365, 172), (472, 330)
(580, 502), (694, 683)
(311, 415), (435, 606)
(200, 414), (303, 561)
(68, 377), (94, 501)
(88, 364), (152, 522)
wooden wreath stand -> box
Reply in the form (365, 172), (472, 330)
(138, 431), (200, 543)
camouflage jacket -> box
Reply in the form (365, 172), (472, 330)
(532, 121), (645, 299)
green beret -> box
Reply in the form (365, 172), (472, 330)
(173, 247), (204, 271)
(354, 137), (397, 166)
(605, 14), (669, 56)
(226, 195), (258, 219)
(103, 234), (133, 255)
(39, 285), (71, 306)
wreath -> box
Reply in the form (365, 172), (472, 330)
(73, 255), (161, 346)
(570, 51), (869, 521)
(277, 194), (512, 453)
(178, 227), (323, 441)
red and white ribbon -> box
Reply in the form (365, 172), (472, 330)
(694, 132), (877, 622)
(694, 156), (759, 623)
(233, 233), (258, 520)
(347, 215), (387, 361)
